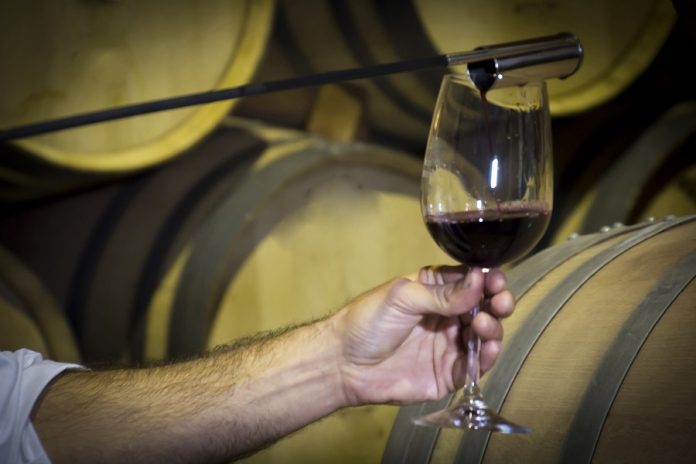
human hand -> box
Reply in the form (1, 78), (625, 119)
(332, 266), (514, 406)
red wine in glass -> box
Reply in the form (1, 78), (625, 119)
(425, 202), (551, 268)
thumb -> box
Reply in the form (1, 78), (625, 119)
(388, 268), (484, 318)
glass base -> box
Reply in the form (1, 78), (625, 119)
(413, 396), (531, 433)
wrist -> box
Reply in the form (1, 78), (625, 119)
(326, 306), (378, 408)
(312, 314), (356, 410)
(238, 316), (352, 415)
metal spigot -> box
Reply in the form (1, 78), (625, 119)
(453, 32), (584, 90)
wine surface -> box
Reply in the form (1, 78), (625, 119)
(425, 203), (550, 267)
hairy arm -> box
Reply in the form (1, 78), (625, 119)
(33, 321), (347, 464)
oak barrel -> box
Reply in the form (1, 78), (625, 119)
(384, 215), (696, 463)
(0, 120), (271, 363)
(553, 101), (696, 243)
(0, 0), (274, 201)
(413, 0), (675, 116)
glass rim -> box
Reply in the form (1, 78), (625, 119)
(443, 72), (548, 90)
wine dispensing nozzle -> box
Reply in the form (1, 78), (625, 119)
(447, 32), (584, 91)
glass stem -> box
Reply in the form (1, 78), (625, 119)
(463, 268), (489, 403)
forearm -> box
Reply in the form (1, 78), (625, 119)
(33, 318), (348, 464)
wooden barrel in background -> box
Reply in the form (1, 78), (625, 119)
(552, 101), (696, 242)
(384, 215), (696, 463)
(236, 0), (675, 149)
(0, 0), (274, 201)
(413, 0), (675, 116)
(0, 121), (274, 363)
(0, 245), (80, 362)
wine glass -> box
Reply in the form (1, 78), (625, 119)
(414, 73), (552, 432)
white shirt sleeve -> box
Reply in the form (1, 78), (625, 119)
(0, 349), (83, 464)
